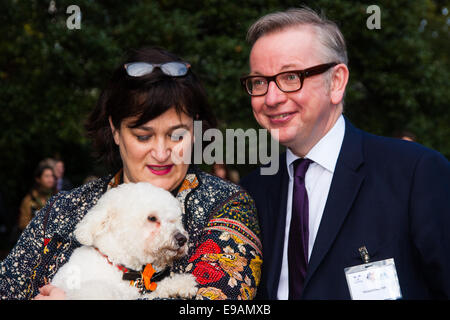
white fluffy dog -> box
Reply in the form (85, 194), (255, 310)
(51, 182), (198, 300)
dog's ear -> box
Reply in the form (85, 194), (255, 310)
(74, 200), (117, 246)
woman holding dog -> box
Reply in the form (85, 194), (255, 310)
(0, 47), (262, 300)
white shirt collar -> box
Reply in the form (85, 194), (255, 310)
(286, 115), (345, 178)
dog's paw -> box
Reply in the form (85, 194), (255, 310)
(170, 273), (198, 298)
(154, 273), (198, 299)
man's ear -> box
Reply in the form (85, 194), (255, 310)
(330, 63), (349, 105)
(109, 116), (120, 146)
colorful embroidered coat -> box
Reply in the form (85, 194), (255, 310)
(0, 166), (262, 300)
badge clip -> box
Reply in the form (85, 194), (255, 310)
(358, 246), (370, 264)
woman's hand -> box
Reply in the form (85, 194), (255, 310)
(33, 284), (66, 300)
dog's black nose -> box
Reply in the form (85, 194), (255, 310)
(175, 233), (187, 247)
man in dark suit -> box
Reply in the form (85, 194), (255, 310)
(54, 160), (73, 192)
(240, 7), (450, 299)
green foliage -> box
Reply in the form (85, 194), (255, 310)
(0, 0), (448, 215)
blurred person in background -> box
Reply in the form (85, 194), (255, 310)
(212, 163), (241, 184)
(212, 163), (229, 180)
(393, 130), (416, 142)
(53, 159), (73, 192)
(18, 164), (56, 231)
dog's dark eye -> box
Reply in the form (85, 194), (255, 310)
(148, 216), (157, 223)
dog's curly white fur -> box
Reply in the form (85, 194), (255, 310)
(50, 182), (198, 300)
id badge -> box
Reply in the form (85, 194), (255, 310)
(344, 258), (402, 300)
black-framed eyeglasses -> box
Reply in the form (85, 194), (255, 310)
(124, 61), (191, 77)
(240, 62), (338, 96)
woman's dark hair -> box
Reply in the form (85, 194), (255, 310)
(85, 47), (217, 170)
(33, 164), (54, 189)
(34, 165), (54, 180)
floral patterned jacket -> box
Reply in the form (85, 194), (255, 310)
(0, 166), (262, 300)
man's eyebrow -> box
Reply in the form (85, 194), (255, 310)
(280, 64), (303, 71)
(249, 64), (304, 76)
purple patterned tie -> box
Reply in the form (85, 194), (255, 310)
(288, 158), (312, 299)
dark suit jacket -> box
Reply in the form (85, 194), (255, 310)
(240, 118), (450, 299)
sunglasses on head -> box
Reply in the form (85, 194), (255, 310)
(124, 61), (191, 77)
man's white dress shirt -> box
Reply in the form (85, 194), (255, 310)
(277, 115), (346, 299)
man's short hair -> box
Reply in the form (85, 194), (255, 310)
(246, 6), (348, 65)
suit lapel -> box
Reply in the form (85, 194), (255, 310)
(264, 152), (290, 298)
(303, 119), (365, 291)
